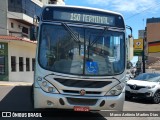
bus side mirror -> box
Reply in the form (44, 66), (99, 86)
(34, 26), (39, 40)
(33, 16), (40, 25)
(30, 16), (39, 41)
(30, 26), (39, 41)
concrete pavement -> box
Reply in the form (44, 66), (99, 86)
(0, 81), (32, 86)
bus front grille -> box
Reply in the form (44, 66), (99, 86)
(66, 98), (98, 106)
(63, 90), (101, 95)
(54, 78), (112, 88)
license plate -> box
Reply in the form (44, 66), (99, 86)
(130, 90), (138, 93)
(74, 106), (90, 112)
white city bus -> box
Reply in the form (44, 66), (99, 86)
(33, 5), (132, 111)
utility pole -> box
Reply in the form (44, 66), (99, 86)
(142, 28), (146, 73)
(142, 44), (145, 73)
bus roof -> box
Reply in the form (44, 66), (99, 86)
(42, 4), (123, 17)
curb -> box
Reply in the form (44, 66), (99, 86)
(0, 82), (33, 86)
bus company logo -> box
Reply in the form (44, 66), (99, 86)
(133, 85), (137, 89)
(80, 89), (86, 96)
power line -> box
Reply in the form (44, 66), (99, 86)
(126, 1), (160, 20)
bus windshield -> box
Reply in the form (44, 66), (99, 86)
(38, 23), (125, 76)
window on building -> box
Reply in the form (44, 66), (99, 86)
(22, 27), (28, 34)
(19, 57), (23, 72)
(32, 58), (35, 71)
(11, 22), (14, 28)
(0, 44), (5, 50)
(0, 56), (5, 75)
(26, 58), (30, 71)
(11, 56), (16, 72)
(8, 0), (42, 18)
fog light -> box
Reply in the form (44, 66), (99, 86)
(100, 100), (105, 107)
(42, 81), (47, 87)
(146, 92), (153, 97)
(59, 98), (65, 105)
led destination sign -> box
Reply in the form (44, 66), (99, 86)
(42, 7), (125, 27)
(53, 11), (115, 25)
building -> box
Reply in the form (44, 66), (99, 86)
(0, 0), (65, 82)
(138, 30), (145, 39)
(146, 17), (160, 57)
(0, 36), (36, 82)
(145, 17), (160, 70)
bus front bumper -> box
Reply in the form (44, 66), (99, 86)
(34, 88), (125, 111)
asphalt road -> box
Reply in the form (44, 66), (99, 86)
(0, 85), (160, 120)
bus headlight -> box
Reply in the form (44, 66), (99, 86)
(42, 81), (47, 87)
(106, 83), (125, 96)
(37, 77), (59, 93)
(147, 85), (156, 89)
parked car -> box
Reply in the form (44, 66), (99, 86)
(125, 71), (134, 82)
(125, 73), (160, 104)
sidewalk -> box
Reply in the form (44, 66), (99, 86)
(0, 81), (33, 86)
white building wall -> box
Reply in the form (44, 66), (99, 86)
(55, 0), (65, 5)
(31, 0), (43, 7)
(8, 19), (30, 38)
(0, 0), (8, 35)
(7, 12), (33, 25)
(8, 41), (36, 83)
(49, 0), (65, 5)
(41, 0), (49, 5)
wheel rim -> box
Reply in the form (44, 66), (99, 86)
(154, 92), (160, 103)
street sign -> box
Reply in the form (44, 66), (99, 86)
(134, 50), (142, 56)
(134, 39), (143, 56)
(134, 39), (143, 50)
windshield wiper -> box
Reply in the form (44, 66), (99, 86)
(87, 26), (108, 60)
(61, 22), (80, 43)
(90, 26), (108, 46)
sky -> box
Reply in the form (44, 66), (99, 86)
(65, 0), (160, 65)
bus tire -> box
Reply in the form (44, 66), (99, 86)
(31, 84), (34, 109)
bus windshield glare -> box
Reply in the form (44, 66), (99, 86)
(38, 24), (125, 76)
